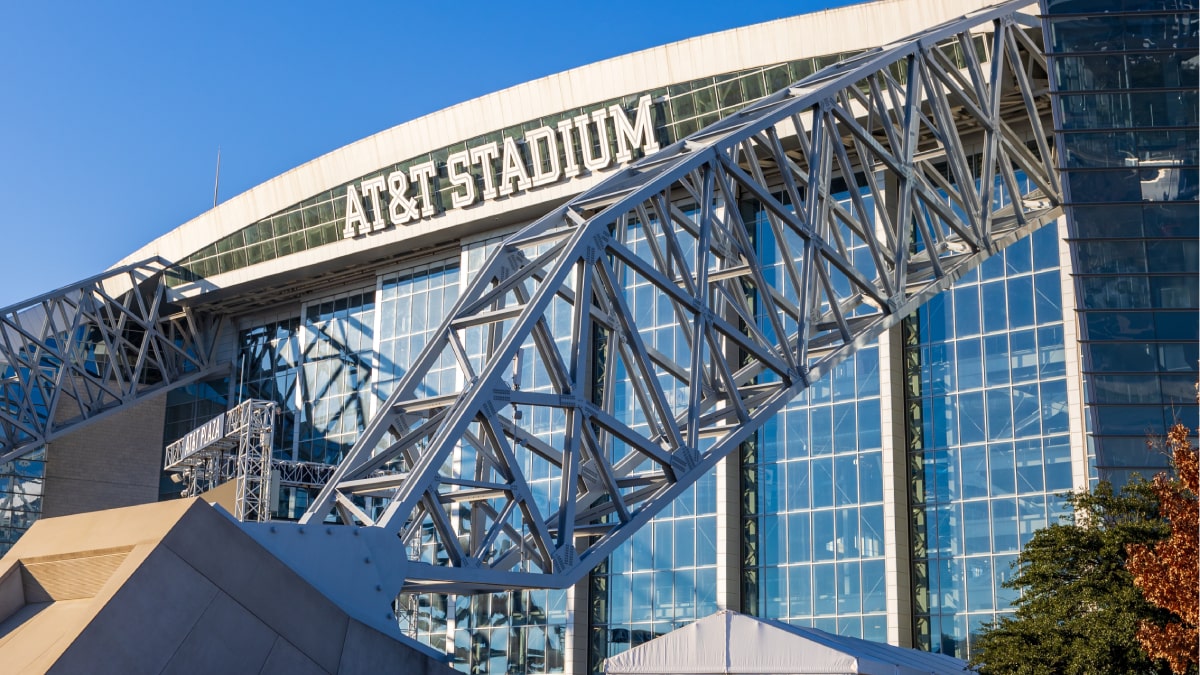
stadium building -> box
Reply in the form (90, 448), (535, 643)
(0, 0), (1195, 671)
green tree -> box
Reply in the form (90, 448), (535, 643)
(969, 481), (1176, 675)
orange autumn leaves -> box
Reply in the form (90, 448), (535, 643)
(1127, 423), (1200, 675)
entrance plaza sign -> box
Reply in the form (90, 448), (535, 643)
(342, 95), (660, 238)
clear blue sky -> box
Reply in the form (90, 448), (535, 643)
(0, 0), (861, 308)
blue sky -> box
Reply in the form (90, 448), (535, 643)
(0, 0), (860, 308)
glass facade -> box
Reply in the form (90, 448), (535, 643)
(0, 448), (43, 555)
(906, 222), (1075, 658)
(589, 215), (723, 670)
(1043, 0), (1200, 482)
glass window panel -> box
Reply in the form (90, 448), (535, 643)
(1156, 310), (1200, 342)
(813, 564), (837, 615)
(951, 287), (978, 337)
(956, 339), (983, 390)
(1091, 373), (1161, 404)
(1011, 383), (1041, 440)
(987, 389), (1014, 441)
(991, 497), (1019, 553)
(960, 444), (988, 500)
(966, 557), (995, 611)
(857, 399), (881, 451)
(697, 515), (717, 566)
(959, 392), (986, 445)
(836, 507), (860, 559)
(981, 282), (1008, 333)
(861, 505), (884, 558)
(1007, 276), (1035, 329)
(1043, 437), (1074, 491)
(837, 561), (861, 614)
(859, 451), (883, 504)
(763, 515), (784, 567)
(1040, 380), (1070, 435)
(1019, 495), (1048, 548)
(789, 566), (813, 617)
(833, 404), (857, 455)
(1093, 404), (1166, 436)
(696, 567), (717, 616)
(787, 460), (811, 511)
(812, 509), (836, 562)
(1084, 311), (1155, 341)
(925, 292), (954, 343)
(1152, 276), (1200, 309)
(984, 334), (1010, 387)
(1160, 343), (1200, 373)
(963, 501), (992, 555)
(856, 348), (880, 397)
(674, 519), (695, 569)
(811, 407), (833, 455)
(787, 512), (811, 563)
(989, 443), (1016, 496)
(1016, 439), (1045, 494)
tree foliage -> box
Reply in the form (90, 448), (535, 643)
(969, 480), (1176, 675)
(1127, 423), (1199, 675)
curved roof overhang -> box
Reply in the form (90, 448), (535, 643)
(116, 0), (997, 311)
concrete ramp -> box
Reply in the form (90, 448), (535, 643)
(0, 499), (455, 674)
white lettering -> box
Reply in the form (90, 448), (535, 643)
(447, 150), (476, 209)
(556, 118), (581, 179)
(470, 142), (501, 200)
(360, 176), (387, 231)
(610, 95), (660, 163)
(341, 93), (665, 238)
(526, 126), (561, 188)
(409, 161), (437, 218)
(576, 108), (611, 173)
(498, 136), (532, 197)
(343, 184), (370, 238)
(388, 171), (419, 225)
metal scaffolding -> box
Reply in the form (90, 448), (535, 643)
(239, 0), (1062, 611)
(165, 399), (277, 522)
(0, 260), (220, 464)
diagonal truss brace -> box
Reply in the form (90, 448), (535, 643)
(244, 0), (1061, 628)
(0, 260), (222, 463)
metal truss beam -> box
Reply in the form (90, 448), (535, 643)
(0, 260), (222, 463)
(246, 0), (1060, 622)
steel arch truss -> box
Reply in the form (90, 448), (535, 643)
(0, 261), (221, 463)
(294, 1), (1061, 594)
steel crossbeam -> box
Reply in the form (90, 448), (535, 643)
(0, 260), (221, 464)
(247, 0), (1060, 616)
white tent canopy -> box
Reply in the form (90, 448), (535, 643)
(603, 610), (969, 675)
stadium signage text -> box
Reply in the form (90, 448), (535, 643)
(343, 95), (661, 238)
(179, 414), (225, 460)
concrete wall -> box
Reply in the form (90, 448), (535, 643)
(43, 394), (167, 518)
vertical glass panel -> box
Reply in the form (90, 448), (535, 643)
(787, 460), (811, 511)
(956, 339), (984, 390)
(962, 501), (991, 555)
(952, 287), (979, 337)
(789, 565), (813, 617)
(813, 564), (837, 615)
(981, 282), (1008, 333)
(966, 557), (994, 611)
(987, 389), (1014, 441)
(787, 512), (811, 563)
(859, 451), (884, 504)
(812, 459), (834, 508)
(988, 443), (1016, 496)
(812, 510), (836, 562)
(837, 561), (861, 614)
(835, 455), (858, 506)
